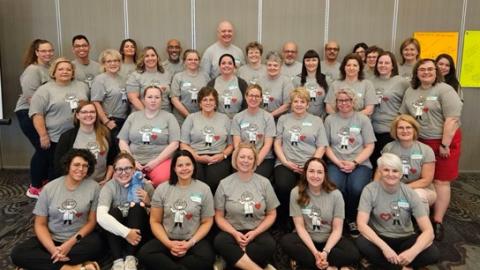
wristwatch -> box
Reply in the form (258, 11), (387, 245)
(440, 143), (449, 149)
(352, 160), (359, 168)
(75, 233), (83, 243)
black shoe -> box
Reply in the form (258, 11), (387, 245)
(433, 222), (444, 241)
(349, 222), (360, 238)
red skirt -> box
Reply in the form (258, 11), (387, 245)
(420, 129), (462, 181)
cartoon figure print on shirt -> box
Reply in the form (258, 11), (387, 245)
(338, 126), (351, 150)
(375, 87), (385, 105)
(263, 89), (273, 108)
(85, 74), (94, 88)
(246, 123), (260, 144)
(239, 191), (260, 218)
(139, 124), (160, 145)
(412, 96), (426, 120)
(86, 141), (103, 159)
(390, 201), (401, 226)
(203, 126), (219, 147)
(401, 156), (411, 180)
(58, 199), (79, 225)
(120, 88), (128, 103)
(305, 82), (324, 102)
(289, 125), (302, 146)
(171, 199), (190, 228)
(65, 93), (79, 112)
(308, 207), (322, 231)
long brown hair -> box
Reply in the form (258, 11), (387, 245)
(74, 101), (110, 152)
(23, 39), (52, 68)
(297, 157), (336, 207)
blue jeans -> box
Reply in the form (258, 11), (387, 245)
(327, 164), (372, 221)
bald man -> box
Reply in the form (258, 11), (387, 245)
(162, 39), (184, 75)
(200, 20), (245, 79)
(281, 42), (302, 82)
(320, 41), (341, 85)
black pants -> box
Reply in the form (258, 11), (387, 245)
(280, 232), (360, 268)
(273, 165), (300, 229)
(138, 238), (215, 270)
(255, 158), (274, 179)
(10, 232), (103, 270)
(196, 157), (232, 193)
(356, 234), (439, 270)
(213, 230), (275, 268)
(371, 132), (394, 172)
(103, 204), (150, 260)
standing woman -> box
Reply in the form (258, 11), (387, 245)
(400, 59), (462, 241)
(138, 150), (215, 270)
(118, 85), (180, 187)
(119, 39), (138, 79)
(274, 87), (328, 228)
(206, 53), (248, 119)
(356, 153), (439, 270)
(126, 46), (172, 112)
(436, 53), (462, 100)
(91, 49), (129, 138)
(214, 143), (280, 270)
(14, 39), (55, 198)
(258, 51), (294, 119)
(11, 149), (103, 270)
(364, 46), (383, 80)
(370, 51), (409, 168)
(294, 49), (329, 118)
(398, 38), (421, 80)
(325, 53), (377, 116)
(55, 101), (117, 185)
(352, 42), (368, 63)
(97, 152), (154, 270)
(324, 88), (376, 237)
(232, 84), (276, 178)
(180, 86), (233, 193)
(170, 49), (210, 124)
(281, 158), (360, 270)
(28, 57), (89, 198)
(237, 42), (267, 84)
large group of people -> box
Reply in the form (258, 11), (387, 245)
(11, 19), (464, 269)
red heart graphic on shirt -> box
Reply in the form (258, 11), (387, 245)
(422, 107), (429, 113)
(213, 135), (220, 141)
(151, 133), (158, 140)
(317, 90), (324, 96)
(382, 96), (390, 102)
(380, 213), (391, 221)
(255, 202), (261, 209)
(75, 212), (83, 218)
(348, 137), (355, 144)
(269, 96), (274, 101)
(299, 135), (306, 141)
(186, 213), (193, 220)
(257, 134), (264, 139)
(99, 151), (106, 156)
(410, 168), (417, 174)
(232, 97), (237, 103)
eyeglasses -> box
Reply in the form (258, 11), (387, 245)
(73, 44), (89, 49)
(247, 94), (261, 99)
(283, 50), (297, 54)
(114, 166), (133, 174)
(336, 98), (353, 103)
(78, 110), (96, 114)
(72, 163), (89, 169)
(418, 67), (436, 73)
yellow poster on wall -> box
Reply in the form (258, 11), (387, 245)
(413, 32), (458, 64)
(460, 31), (480, 88)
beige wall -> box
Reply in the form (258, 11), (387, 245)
(0, 0), (478, 171)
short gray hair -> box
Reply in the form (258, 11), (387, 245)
(377, 153), (402, 173)
(265, 51), (283, 65)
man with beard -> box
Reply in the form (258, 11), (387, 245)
(281, 41), (302, 83)
(162, 39), (184, 75)
(320, 41), (341, 85)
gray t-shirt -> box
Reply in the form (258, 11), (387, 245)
(237, 64), (267, 84)
(358, 181), (426, 238)
(162, 59), (184, 76)
(324, 112), (376, 168)
(119, 63), (137, 81)
(398, 63), (415, 81)
(15, 64), (51, 111)
(170, 70), (210, 123)
(29, 81), (90, 142)
(212, 76), (244, 118)
(281, 61), (302, 83)
(118, 110), (180, 164)
(293, 76), (328, 117)
(231, 109), (276, 159)
(258, 74), (294, 113)
(320, 61), (340, 86)
(91, 73), (129, 119)
(126, 70), (173, 112)
(33, 176), (100, 242)
(214, 173), (280, 231)
(181, 112), (231, 155)
(73, 129), (108, 182)
(370, 76), (409, 133)
(275, 113), (328, 167)
(151, 180), (214, 240)
(382, 141), (435, 183)
(325, 79), (378, 111)
(399, 82), (463, 139)
(98, 178), (154, 214)
(290, 186), (344, 243)
(200, 42), (244, 79)
(72, 59), (102, 88)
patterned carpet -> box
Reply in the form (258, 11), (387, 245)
(1, 170), (479, 270)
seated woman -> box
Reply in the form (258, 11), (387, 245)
(324, 88), (376, 237)
(118, 85), (180, 187)
(180, 86), (233, 193)
(375, 115), (436, 211)
(138, 149), (215, 270)
(232, 84), (276, 179)
(214, 143), (280, 270)
(11, 149), (102, 270)
(97, 152), (154, 270)
(55, 101), (118, 185)
(356, 153), (439, 270)
(281, 157), (360, 270)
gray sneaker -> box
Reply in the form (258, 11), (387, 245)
(111, 259), (124, 270)
(124, 255), (138, 270)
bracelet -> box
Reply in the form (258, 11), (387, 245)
(322, 248), (330, 255)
